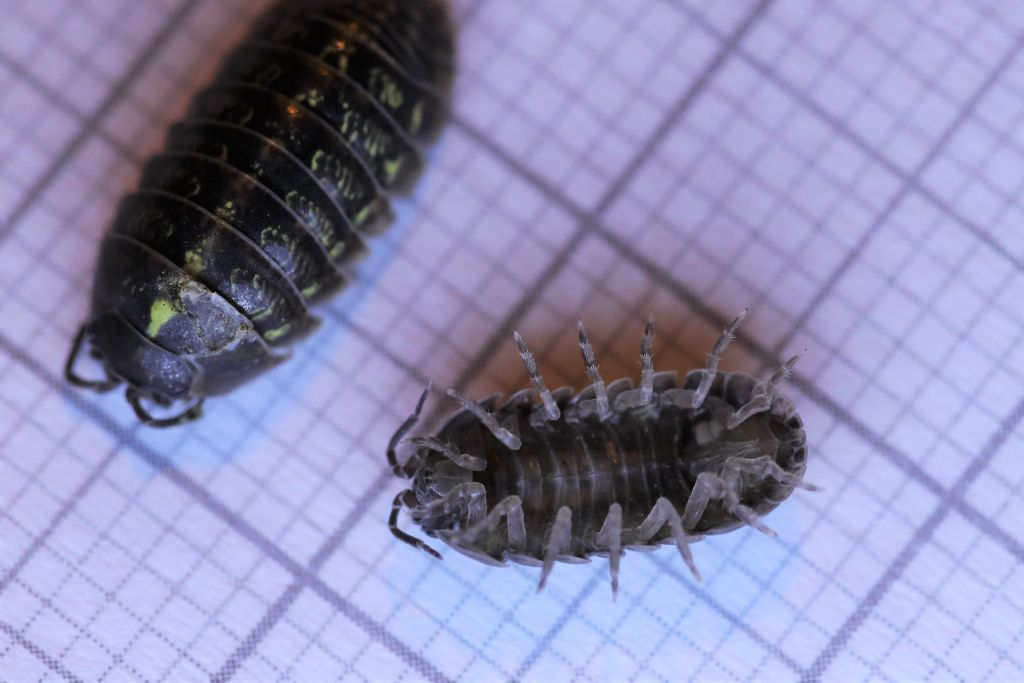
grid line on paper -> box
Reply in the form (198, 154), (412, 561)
(470, 2), (777, 673)
(645, 553), (804, 674)
(588, 233), (1024, 676)
(0, 346), (257, 681)
(444, 3), (1024, 670)
(211, 583), (303, 683)
(6, 518), (212, 680)
(0, 446), (119, 595)
(595, 226), (1024, 564)
(444, 0), (773, 400)
(444, 0), (1024, 565)
(767, 27), (1024, 356)
(0, 51), (136, 163)
(209, 429), (439, 683)
(209, 2), (775, 678)
(0, 0), (199, 241)
(511, 571), (605, 681)
(3, 0), (1024, 680)
(452, 107), (1024, 573)
(803, 395), (1024, 680)
(0, 50), (86, 120)
(0, 619), (84, 683)
(0, 331), (450, 683)
(668, 0), (1024, 276)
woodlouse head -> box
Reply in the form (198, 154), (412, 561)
(411, 453), (472, 506)
(410, 454), (474, 536)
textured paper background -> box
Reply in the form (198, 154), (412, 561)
(1, 0), (1024, 681)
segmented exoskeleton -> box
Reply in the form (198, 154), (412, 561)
(388, 312), (818, 595)
(65, 0), (454, 426)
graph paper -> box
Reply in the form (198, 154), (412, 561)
(2, 0), (1024, 680)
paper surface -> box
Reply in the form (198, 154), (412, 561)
(1, 0), (1023, 681)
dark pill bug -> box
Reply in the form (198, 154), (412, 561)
(66, 0), (455, 426)
(388, 313), (820, 595)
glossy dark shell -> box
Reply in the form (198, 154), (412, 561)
(73, 0), (453, 415)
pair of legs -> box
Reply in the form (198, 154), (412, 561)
(392, 483), (693, 597)
(388, 310), (789, 477)
(683, 455), (821, 538)
(65, 325), (205, 427)
(388, 453), (818, 597)
(525, 310), (797, 429)
(449, 451), (817, 597)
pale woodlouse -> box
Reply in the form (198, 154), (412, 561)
(388, 312), (818, 594)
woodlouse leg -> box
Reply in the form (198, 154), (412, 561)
(727, 354), (801, 429)
(632, 497), (701, 581)
(577, 319), (611, 420)
(513, 330), (560, 421)
(685, 471), (778, 538)
(389, 490), (442, 560)
(65, 325), (120, 392)
(614, 315), (657, 410)
(445, 388), (522, 450)
(723, 455), (822, 491)
(432, 481), (488, 527)
(459, 495), (526, 551)
(692, 309), (747, 409)
(125, 387), (204, 428)
(500, 413), (521, 445)
(595, 503), (623, 598)
(538, 506), (573, 591)
(403, 436), (486, 471)
(683, 471), (723, 531)
(388, 384), (431, 477)
(640, 314), (655, 404)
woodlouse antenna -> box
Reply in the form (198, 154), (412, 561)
(513, 330), (560, 421)
(403, 436), (487, 471)
(577, 319), (611, 420)
(692, 309), (747, 409)
(445, 388), (523, 450)
(389, 491), (441, 560)
(387, 384), (431, 477)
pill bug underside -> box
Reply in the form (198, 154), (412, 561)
(389, 314), (817, 594)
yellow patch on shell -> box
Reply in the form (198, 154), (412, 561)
(184, 249), (204, 276)
(146, 299), (178, 339)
